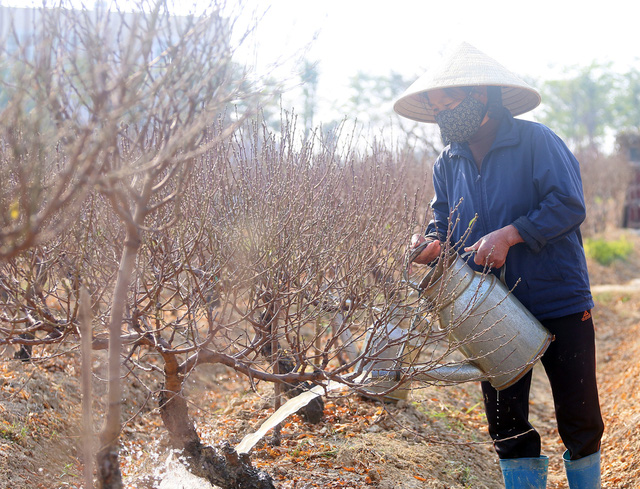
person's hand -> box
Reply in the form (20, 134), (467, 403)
(464, 225), (523, 268)
(409, 234), (442, 265)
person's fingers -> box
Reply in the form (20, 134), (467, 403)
(410, 233), (425, 248)
(463, 241), (479, 253)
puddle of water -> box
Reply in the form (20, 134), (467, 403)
(158, 451), (220, 489)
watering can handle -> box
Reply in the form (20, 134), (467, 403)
(406, 239), (431, 264)
(403, 240), (433, 287)
(403, 243), (507, 289)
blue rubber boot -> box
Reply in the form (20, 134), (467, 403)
(563, 450), (601, 488)
(499, 456), (548, 488)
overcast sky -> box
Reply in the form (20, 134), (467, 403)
(3, 0), (639, 124)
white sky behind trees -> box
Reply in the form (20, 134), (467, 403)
(241, 0), (640, 124)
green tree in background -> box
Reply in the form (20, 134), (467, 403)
(342, 70), (441, 157)
(301, 59), (319, 139)
(346, 70), (407, 126)
(612, 66), (640, 132)
(538, 62), (615, 152)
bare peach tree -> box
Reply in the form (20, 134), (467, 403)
(141, 117), (458, 436)
(577, 148), (631, 235)
(109, 115), (435, 476)
(0, 1), (268, 487)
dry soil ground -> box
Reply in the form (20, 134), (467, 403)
(1, 230), (640, 488)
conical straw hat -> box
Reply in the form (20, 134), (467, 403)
(393, 42), (541, 123)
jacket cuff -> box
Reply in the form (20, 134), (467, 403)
(512, 216), (547, 253)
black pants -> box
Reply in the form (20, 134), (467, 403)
(481, 311), (604, 461)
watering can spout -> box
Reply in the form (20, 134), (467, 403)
(366, 362), (487, 387)
(410, 363), (487, 383)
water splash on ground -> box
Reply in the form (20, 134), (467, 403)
(235, 379), (349, 454)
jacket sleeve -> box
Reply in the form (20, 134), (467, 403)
(512, 126), (586, 253)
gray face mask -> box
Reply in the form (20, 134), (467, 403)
(435, 95), (487, 145)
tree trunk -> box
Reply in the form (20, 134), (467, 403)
(159, 352), (276, 489)
(80, 287), (95, 489)
(158, 349), (200, 448)
(96, 232), (141, 489)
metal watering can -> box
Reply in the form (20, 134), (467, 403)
(361, 244), (553, 400)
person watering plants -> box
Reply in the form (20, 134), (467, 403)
(393, 42), (604, 488)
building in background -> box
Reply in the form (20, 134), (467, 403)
(619, 132), (640, 229)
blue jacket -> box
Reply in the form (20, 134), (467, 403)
(426, 110), (593, 320)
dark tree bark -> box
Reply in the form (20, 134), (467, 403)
(159, 357), (276, 489)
